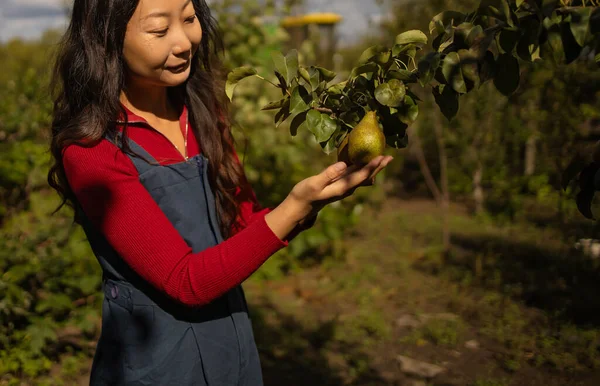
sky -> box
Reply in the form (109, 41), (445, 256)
(0, 0), (385, 45)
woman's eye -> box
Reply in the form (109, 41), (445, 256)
(185, 15), (196, 23)
(152, 29), (168, 37)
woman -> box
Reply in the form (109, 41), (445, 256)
(48, 0), (393, 384)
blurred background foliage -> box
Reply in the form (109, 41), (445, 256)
(2, 0), (600, 384)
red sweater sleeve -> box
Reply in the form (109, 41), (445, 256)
(63, 140), (287, 307)
(231, 149), (310, 240)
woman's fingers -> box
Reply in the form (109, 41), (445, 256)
(372, 155), (393, 178)
(320, 156), (387, 198)
(316, 162), (350, 188)
(299, 155), (394, 206)
(361, 156), (393, 186)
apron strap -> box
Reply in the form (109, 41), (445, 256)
(106, 132), (159, 175)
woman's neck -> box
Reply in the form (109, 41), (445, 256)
(120, 82), (178, 121)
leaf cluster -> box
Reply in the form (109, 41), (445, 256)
(227, 0), (600, 154)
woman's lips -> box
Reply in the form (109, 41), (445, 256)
(167, 61), (189, 73)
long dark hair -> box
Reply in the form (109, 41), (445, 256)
(49, 0), (253, 239)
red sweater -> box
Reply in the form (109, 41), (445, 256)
(63, 105), (288, 307)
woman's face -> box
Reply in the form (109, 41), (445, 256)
(122, 0), (202, 88)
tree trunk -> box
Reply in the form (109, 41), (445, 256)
(409, 125), (443, 203)
(433, 115), (451, 253)
(556, 154), (565, 226)
(524, 135), (537, 176)
(473, 161), (485, 215)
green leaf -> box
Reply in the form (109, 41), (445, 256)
(358, 45), (388, 64)
(479, 0), (514, 26)
(458, 49), (480, 90)
(579, 162), (597, 191)
(429, 11), (466, 35)
(577, 187), (596, 220)
(314, 80), (328, 95)
(272, 49), (299, 85)
(468, 28), (497, 59)
(438, 33), (456, 53)
(380, 108), (409, 148)
(569, 8), (593, 47)
(398, 95), (419, 124)
(290, 111), (308, 137)
(595, 53), (600, 64)
(289, 86), (311, 115)
(394, 44), (419, 63)
(541, 0), (559, 18)
(308, 67), (321, 90)
(274, 98), (291, 126)
(299, 67), (311, 84)
(225, 66), (257, 101)
(261, 98), (287, 111)
(386, 133), (409, 149)
(285, 50), (299, 84)
(466, 25), (485, 47)
(542, 20), (565, 64)
(306, 110), (338, 143)
(388, 69), (418, 83)
(274, 71), (288, 94)
(548, 30), (565, 63)
(395, 30), (428, 46)
(516, 18), (542, 61)
(433, 84), (459, 121)
(480, 51), (497, 84)
(454, 22), (476, 47)
(493, 53), (520, 96)
(375, 79), (406, 107)
(314, 66), (336, 82)
(373, 50), (392, 65)
(516, 0), (525, 8)
(327, 81), (347, 95)
(339, 110), (362, 129)
(320, 127), (344, 155)
(442, 52), (467, 94)
(272, 51), (287, 80)
(562, 22), (583, 64)
(350, 63), (379, 78)
(498, 28), (521, 54)
(417, 52), (441, 86)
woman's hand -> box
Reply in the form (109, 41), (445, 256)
(265, 155), (393, 240)
(287, 155), (393, 220)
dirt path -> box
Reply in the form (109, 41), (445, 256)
(242, 198), (600, 386)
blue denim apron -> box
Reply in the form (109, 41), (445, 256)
(80, 137), (263, 385)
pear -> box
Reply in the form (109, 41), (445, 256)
(339, 111), (385, 166)
(337, 134), (350, 164)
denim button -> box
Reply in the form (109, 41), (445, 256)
(110, 285), (118, 299)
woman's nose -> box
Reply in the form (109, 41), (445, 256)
(172, 29), (192, 56)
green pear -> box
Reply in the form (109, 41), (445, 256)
(343, 111), (386, 166)
(337, 134), (350, 164)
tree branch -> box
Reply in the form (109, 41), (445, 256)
(313, 107), (334, 115)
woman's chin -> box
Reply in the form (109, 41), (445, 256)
(161, 70), (191, 87)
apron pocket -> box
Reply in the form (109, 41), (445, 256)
(192, 318), (241, 384)
(122, 304), (207, 385)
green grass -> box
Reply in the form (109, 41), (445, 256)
(399, 315), (465, 348)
